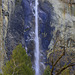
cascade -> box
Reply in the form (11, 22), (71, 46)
(34, 0), (40, 75)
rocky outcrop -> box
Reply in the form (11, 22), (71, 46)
(0, 0), (6, 73)
(2, 0), (15, 40)
(48, 0), (75, 51)
(4, 0), (24, 59)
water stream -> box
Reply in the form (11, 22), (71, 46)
(34, 0), (40, 75)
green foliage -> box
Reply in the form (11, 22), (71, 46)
(43, 66), (51, 75)
(2, 44), (34, 75)
(61, 64), (70, 75)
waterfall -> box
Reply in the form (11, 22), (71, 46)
(34, 0), (40, 75)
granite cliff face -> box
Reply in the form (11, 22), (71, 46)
(48, 0), (75, 50)
(2, 0), (75, 74)
(0, 0), (5, 73)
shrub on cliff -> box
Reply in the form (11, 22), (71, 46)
(2, 44), (34, 75)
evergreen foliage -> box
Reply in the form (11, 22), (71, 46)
(2, 44), (34, 75)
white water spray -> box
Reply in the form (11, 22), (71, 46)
(34, 0), (40, 75)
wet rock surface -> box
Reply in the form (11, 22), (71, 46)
(4, 0), (55, 74)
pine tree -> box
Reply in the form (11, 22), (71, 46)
(2, 44), (34, 75)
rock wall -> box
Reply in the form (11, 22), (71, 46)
(1, 0), (75, 74)
(3, 0), (24, 59)
(48, 0), (75, 51)
(3, 0), (55, 74)
(2, 0), (15, 43)
(0, 0), (6, 73)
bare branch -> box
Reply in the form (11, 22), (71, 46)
(56, 63), (75, 75)
(51, 47), (65, 75)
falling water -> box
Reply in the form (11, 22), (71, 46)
(34, 0), (40, 75)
